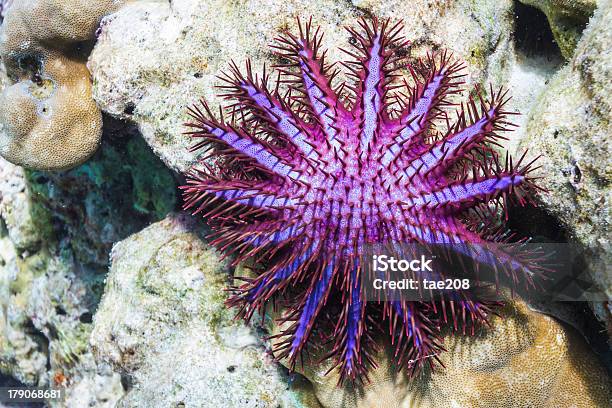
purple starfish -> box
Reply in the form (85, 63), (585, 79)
(182, 18), (543, 383)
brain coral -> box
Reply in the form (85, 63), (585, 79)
(0, 0), (124, 170)
(290, 297), (611, 408)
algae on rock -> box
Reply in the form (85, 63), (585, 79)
(91, 213), (307, 407)
(0, 157), (124, 407)
(519, 2), (612, 336)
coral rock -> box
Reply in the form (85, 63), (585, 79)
(90, 213), (300, 407)
(519, 1), (612, 332)
(0, 0), (125, 170)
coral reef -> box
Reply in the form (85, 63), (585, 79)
(519, 1), (612, 334)
(89, 0), (527, 173)
(518, 0), (596, 59)
(0, 157), (124, 407)
(0, 0), (125, 170)
(26, 118), (177, 267)
(90, 213), (306, 407)
(0, 0), (608, 406)
(0, 118), (176, 406)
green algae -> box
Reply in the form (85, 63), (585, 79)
(24, 131), (178, 267)
(519, 0), (595, 59)
(27, 134), (176, 222)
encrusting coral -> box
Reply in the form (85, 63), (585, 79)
(0, 0), (125, 170)
(285, 297), (611, 408)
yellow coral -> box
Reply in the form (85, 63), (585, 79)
(0, 0), (125, 170)
(274, 299), (611, 408)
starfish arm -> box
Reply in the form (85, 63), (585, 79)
(414, 219), (544, 286)
(401, 89), (514, 180)
(272, 19), (346, 144)
(245, 241), (317, 301)
(400, 222), (458, 244)
(185, 108), (304, 181)
(417, 113), (495, 173)
(408, 174), (526, 210)
(244, 223), (306, 246)
(181, 177), (291, 215)
(278, 261), (336, 367)
(227, 241), (318, 320)
(325, 266), (370, 383)
(439, 290), (496, 335)
(358, 31), (384, 152)
(218, 220), (309, 266)
(220, 61), (320, 160)
(343, 19), (406, 152)
(382, 54), (465, 166)
(342, 285), (364, 378)
(182, 183), (298, 210)
(389, 301), (443, 371)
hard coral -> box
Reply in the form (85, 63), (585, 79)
(0, 0), (125, 170)
(293, 298), (612, 408)
(182, 18), (544, 382)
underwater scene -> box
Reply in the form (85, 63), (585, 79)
(0, 1), (610, 407)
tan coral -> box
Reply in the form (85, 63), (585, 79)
(0, 56), (101, 170)
(271, 298), (611, 407)
(0, 0), (125, 170)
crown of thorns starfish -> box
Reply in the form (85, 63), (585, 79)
(181, 17), (545, 383)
